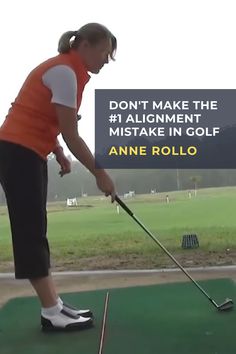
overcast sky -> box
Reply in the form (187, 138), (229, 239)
(0, 0), (235, 154)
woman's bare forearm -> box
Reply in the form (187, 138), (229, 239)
(64, 134), (104, 178)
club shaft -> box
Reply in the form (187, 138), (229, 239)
(115, 196), (218, 309)
(133, 214), (218, 307)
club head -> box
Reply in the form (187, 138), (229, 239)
(218, 298), (234, 312)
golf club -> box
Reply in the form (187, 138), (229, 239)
(115, 195), (233, 312)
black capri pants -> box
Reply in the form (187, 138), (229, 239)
(0, 141), (50, 279)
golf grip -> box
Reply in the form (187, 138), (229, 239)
(115, 196), (134, 216)
(115, 195), (215, 306)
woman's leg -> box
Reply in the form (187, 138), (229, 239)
(0, 141), (92, 331)
(30, 274), (58, 307)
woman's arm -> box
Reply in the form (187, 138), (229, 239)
(54, 103), (116, 200)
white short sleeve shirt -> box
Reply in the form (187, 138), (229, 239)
(42, 65), (77, 109)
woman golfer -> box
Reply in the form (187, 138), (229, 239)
(0, 23), (116, 331)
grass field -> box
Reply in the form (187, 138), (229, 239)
(0, 187), (236, 271)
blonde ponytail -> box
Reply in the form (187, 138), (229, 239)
(58, 30), (77, 54)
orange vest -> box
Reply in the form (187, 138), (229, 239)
(0, 50), (90, 159)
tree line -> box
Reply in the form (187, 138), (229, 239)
(0, 153), (236, 204)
